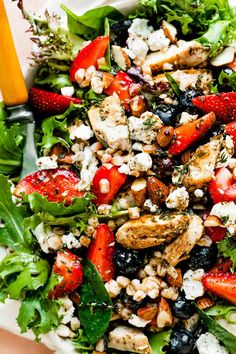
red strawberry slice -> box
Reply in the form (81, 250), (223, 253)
(203, 210), (226, 242)
(225, 120), (236, 149)
(87, 224), (115, 282)
(192, 92), (236, 123)
(70, 36), (110, 81)
(91, 165), (127, 205)
(29, 87), (81, 116)
(202, 272), (236, 305)
(208, 167), (236, 204)
(168, 112), (216, 155)
(49, 250), (83, 299)
(14, 168), (84, 205)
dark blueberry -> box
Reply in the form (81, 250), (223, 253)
(168, 329), (194, 354)
(171, 295), (194, 320)
(113, 244), (145, 275)
(152, 156), (174, 179)
(188, 244), (218, 271)
(119, 290), (147, 311)
(179, 89), (202, 111)
(155, 104), (179, 126)
(111, 20), (132, 47)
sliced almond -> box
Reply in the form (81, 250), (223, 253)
(210, 47), (235, 67)
(131, 178), (147, 207)
(162, 20), (177, 43)
(112, 45), (131, 71)
(102, 72), (114, 89)
(204, 215), (223, 227)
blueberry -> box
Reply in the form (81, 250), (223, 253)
(155, 104), (179, 125)
(119, 290), (147, 311)
(111, 20), (132, 47)
(179, 89), (202, 111)
(188, 244), (218, 271)
(113, 245), (145, 275)
(168, 329), (194, 354)
(171, 295), (194, 320)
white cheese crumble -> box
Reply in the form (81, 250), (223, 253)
(194, 189), (204, 198)
(147, 29), (170, 52)
(127, 37), (149, 65)
(179, 112), (198, 125)
(36, 155), (58, 170)
(69, 124), (94, 141)
(196, 332), (229, 354)
(128, 19), (153, 39)
(128, 153), (152, 172)
(61, 86), (75, 97)
(78, 147), (98, 191)
(182, 269), (205, 300)
(128, 112), (163, 144)
(144, 199), (159, 213)
(128, 314), (150, 328)
(165, 187), (189, 210)
(211, 201), (236, 234)
(61, 233), (81, 249)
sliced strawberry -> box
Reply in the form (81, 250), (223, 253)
(192, 92), (236, 123)
(91, 165), (127, 206)
(210, 259), (233, 273)
(14, 168), (83, 206)
(49, 250), (83, 299)
(208, 167), (236, 204)
(70, 36), (110, 81)
(225, 120), (236, 149)
(205, 226), (227, 242)
(168, 112), (216, 155)
(87, 224), (115, 282)
(104, 71), (134, 111)
(202, 272), (236, 305)
(28, 87), (81, 116)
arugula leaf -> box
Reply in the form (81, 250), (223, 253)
(218, 237), (236, 270)
(24, 192), (94, 217)
(0, 121), (24, 175)
(149, 330), (172, 354)
(219, 69), (236, 91)
(77, 260), (112, 344)
(17, 294), (61, 339)
(39, 103), (83, 153)
(197, 307), (236, 353)
(72, 329), (94, 354)
(34, 72), (73, 92)
(61, 4), (123, 40)
(0, 175), (28, 250)
(164, 72), (181, 97)
(0, 102), (8, 122)
(206, 303), (236, 324)
(0, 251), (50, 301)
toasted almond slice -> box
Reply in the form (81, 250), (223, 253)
(162, 20), (177, 43)
(131, 178), (147, 207)
(112, 45), (131, 71)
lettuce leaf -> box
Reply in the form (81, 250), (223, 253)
(206, 303), (236, 324)
(218, 237), (236, 270)
(72, 329), (94, 354)
(34, 72), (73, 92)
(219, 69), (236, 91)
(17, 294), (61, 339)
(149, 330), (172, 354)
(61, 5), (123, 40)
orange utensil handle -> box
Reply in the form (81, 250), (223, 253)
(0, 0), (28, 106)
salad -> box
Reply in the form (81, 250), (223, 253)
(1, 0), (236, 353)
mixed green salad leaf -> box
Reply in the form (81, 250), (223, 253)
(218, 237), (236, 270)
(149, 330), (172, 354)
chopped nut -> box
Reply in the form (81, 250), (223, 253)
(129, 83), (141, 97)
(161, 287), (179, 301)
(128, 207), (140, 219)
(97, 57), (107, 69)
(99, 178), (110, 194)
(157, 298), (173, 328)
(80, 235), (91, 248)
(147, 176), (169, 205)
(130, 96), (147, 117)
(181, 150), (192, 165)
(166, 268), (183, 288)
(204, 215), (223, 227)
(233, 167), (236, 180)
(112, 45), (131, 70)
(137, 306), (157, 321)
(196, 296), (215, 310)
(102, 72), (114, 89)
(156, 126), (174, 147)
(131, 178), (147, 207)
(162, 20), (177, 43)
(70, 317), (81, 331)
(133, 290), (147, 301)
(142, 144), (157, 154)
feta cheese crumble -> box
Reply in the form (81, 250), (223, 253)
(128, 153), (152, 172)
(211, 201), (236, 234)
(36, 155), (58, 170)
(182, 269), (205, 300)
(69, 124), (94, 141)
(166, 187), (189, 210)
(61, 86), (74, 97)
(196, 332), (229, 354)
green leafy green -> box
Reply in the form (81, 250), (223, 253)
(0, 251), (50, 301)
(0, 121), (24, 175)
(34, 72), (73, 92)
(164, 72), (181, 97)
(0, 175), (29, 250)
(77, 260), (112, 344)
(24, 192), (94, 217)
(0, 102), (8, 122)
(39, 103), (84, 153)
(197, 307), (236, 353)
(219, 69), (236, 91)
(206, 303), (236, 324)
(61, 4), (123, 40)
(149, 330), (172, 354)
(218, 237), (236, 270)
(17, 294), (61, 339)
(72, 329), (94, 354)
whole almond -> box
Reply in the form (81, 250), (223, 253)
(156, 126), (174, 147)
(131, 178), (147, 207)
(137, 306), (157, 321)
(147, 176), (169, 205)
(130, 96), (147, 117)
